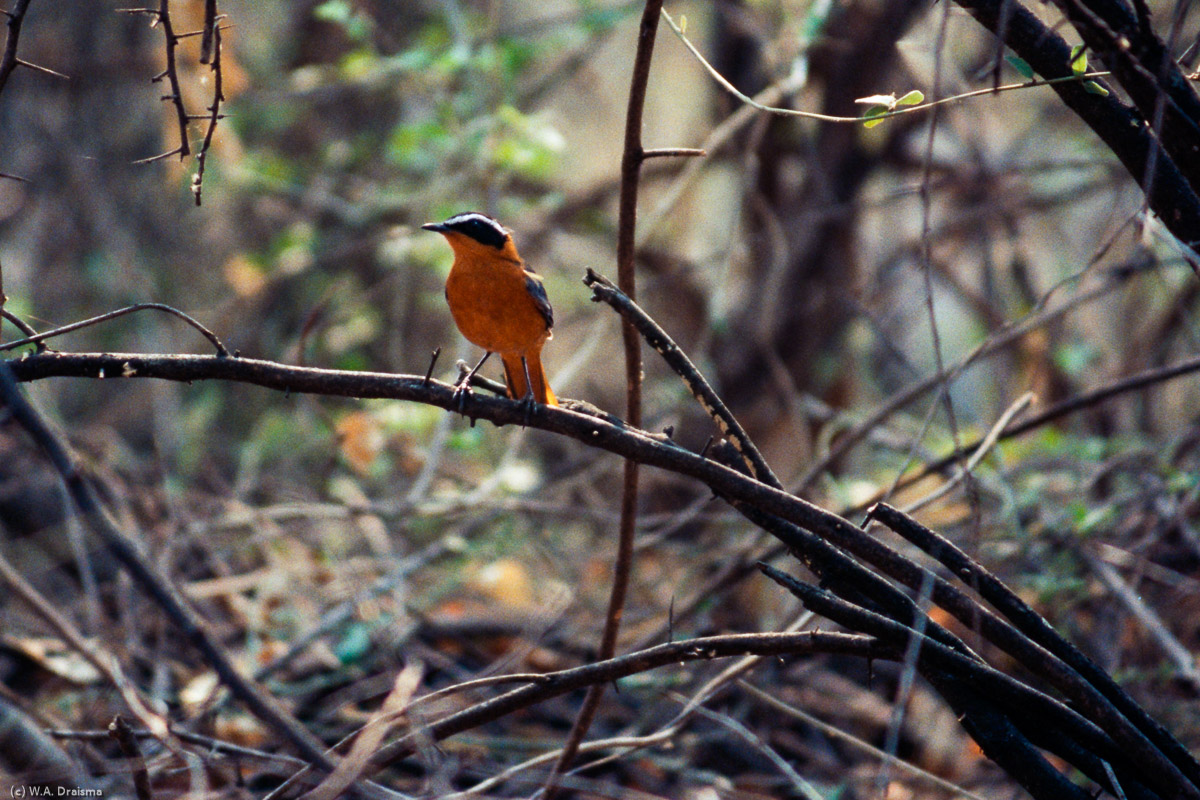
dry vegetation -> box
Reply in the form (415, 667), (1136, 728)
(2, 1), (1200, 798)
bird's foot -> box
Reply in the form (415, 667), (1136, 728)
(517, 394), (537, 427)
(452, 380), (473, 413)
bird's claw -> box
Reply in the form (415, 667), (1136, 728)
(452, 381), (473, 413)
(517, 394), (536, 427)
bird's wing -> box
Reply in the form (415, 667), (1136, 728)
(524, 270), (553, 330)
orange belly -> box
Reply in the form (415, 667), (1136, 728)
(445, 262), (550, 355)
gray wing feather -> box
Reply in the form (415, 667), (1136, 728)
(524, 271), (553, 330)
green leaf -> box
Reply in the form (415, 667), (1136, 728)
(1007, 55), (1034, 79)
(896, 90), (924, 107)
(1070, 45), (1088, 75)
(1084, 80), (1110, 96)
(861, 105), (891, 128)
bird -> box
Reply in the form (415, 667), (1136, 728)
(421, 212), (558, 407)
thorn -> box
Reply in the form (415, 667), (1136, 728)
(424, 347), (442, 385)
(641, 147), (707, 159)
(132, 147), (184, 165)
(15, 59), (69, 80)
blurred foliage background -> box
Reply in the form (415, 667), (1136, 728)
(2, 0), (1200, 796)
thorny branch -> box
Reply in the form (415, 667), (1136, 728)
(0, 0), (34, 97)
(130, 0), (191, 159)
(191, 3), (223, 205)
(121, 0), (227, 201)
(586, 268), (779, 488)
(0, 0), (68, 187)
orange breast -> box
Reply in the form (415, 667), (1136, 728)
(445, 255), (550, 355)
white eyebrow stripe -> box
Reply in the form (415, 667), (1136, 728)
(446, 213), (507, 237)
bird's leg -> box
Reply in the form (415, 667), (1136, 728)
(518, 355), (537, 426)
(455, 351), (491, 412)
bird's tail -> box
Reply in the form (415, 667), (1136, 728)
(501, 351), (557, 406)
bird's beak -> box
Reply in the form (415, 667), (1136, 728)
(421, 222), (447, 233)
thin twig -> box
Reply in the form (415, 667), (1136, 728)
(641, 147), (706, 158)
(443, 729), (679, 799)
(131, 146), (184, 165)
(14, 56), (66, 79)
(659, 7), (1113, 126)
(638, 69), (808, 247)
(1, 307), (44, 349)
(685, 701), (825, 800)
(899, 391), (1035, 514)
(50, 727), (308, 766)
(0, 302), (228, 356)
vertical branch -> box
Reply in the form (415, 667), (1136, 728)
(0, 0), (34, 96)
(152, 0), (190, 158)
(545, 0), (664, 793)
(198, 0), (217, 64)
(192, 7), (222, 206)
